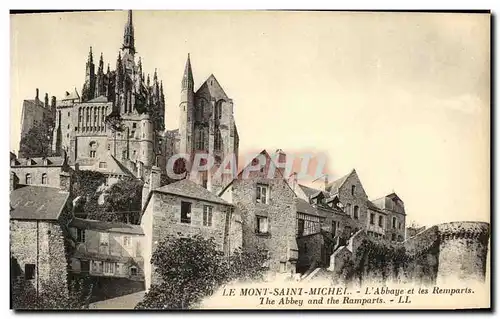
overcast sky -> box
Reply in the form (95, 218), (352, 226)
(10, 11), (490, 226)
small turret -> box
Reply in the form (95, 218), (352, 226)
(181, 53), (194, 91)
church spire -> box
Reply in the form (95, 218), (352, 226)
(98, 52), (104, 73)
(122, 10), (135, 55)
(182, 53), (194, 90)
(88, 46), (93, 64)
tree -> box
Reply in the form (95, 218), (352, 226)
(99, 177), (144, 223)
(19, 121), (54, 158)
(135, 235), (268, 309)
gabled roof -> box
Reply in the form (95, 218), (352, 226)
(10, 186), (70, 221)
(70, 217), (144, 235)
(195, 74), (229, 101)
(61, 88), (80, 101)
(155, 179), (230, 205)
(325, 169), (355, 195)
(218, 149), (294, 196)
(298, 184), (325, 198)
(366, 199), (385, 213)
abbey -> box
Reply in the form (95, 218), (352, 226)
(50, 11), (166, 181)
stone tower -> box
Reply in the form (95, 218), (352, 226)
(177, 54), (240, 194)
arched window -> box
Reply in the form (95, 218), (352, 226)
(25, 173), (31, 185)
(196, 100), (204, 121)
(345, 203), (351, 216)
(353, 205), (359, 219)
(41, 173), (47, 185)
(214, 129), (222, 151)
(89, 141), (97, 158)
(216, 100), (223, 120)
(196, 128), (204, 150)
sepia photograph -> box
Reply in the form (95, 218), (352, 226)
(9, 9), (491, 310)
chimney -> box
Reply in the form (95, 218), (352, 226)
(324, 174), (329, 191)
(51, 96), (56, 109)
(44, 93), (49, 108)
(142, 166), (161, 210)
(59, 170), (72, 193)
(35, 88), (39, 101)
(10, 172), (18, 191)
(288, 172), (297, 192)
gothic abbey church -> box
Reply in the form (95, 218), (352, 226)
(39, 10), (238, 191)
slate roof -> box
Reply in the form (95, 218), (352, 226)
(325, 170), (353, 195)
(195, 74), (229, 100)
(11, 156), (65, 167)
(86, 95), (110, 103)
(295, 198), (321, 217)
(70, 217), (144, 235)
(61, 88), (80, 101)
(298, 184), (325, 198)
(155, 178), (230, 205)
(366, 200), (385, 213)
(10, 186), (70, 221)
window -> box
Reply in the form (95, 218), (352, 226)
(256, 184), (269, 204)
(89, 141), (97, 158)
(398, 222), (402, 230)
(202, 177), (208, 189)
(370, 213), (375, 225)
(25, 173), (31, 185)
(214, 129), (222, 151)
(99, 162), (107, 169)
(345, 203), (351, 215)
(297, 219), (305, 236)
(181, 201), (192, 224)
(331, 221), (337, 236)
(196, 129), (204, 150)
(25, 264), (35, 280)
(68, 111), (70, 117)
(130, 266), (138, 276)
(392, 217), (397, 229)
(81, 260), (90, 273)
(122, 150), (127, 160)
(103, 262), (115, 275)
(123, 236), (131, 247)
(100, 233), (109, 246)
(351, 185), (356, 196)
(132, 123), (137, 129)
(41, 173), (47, 185)
(378, 215), (384, 227)
(391, 233), (396, 241)
(77, 229), (86, 243)
(280, 262), (287, 273)
(255, 216), (268, 234)
(353, 206), (359, 219)
(203, 205), (213, 227)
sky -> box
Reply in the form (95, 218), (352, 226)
(10, 10), (490, 227)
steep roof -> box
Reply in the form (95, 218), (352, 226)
(295, 198), (321, 217)
(86, 95), (109, 103)
(70, 217), (144, 235)
(366, 199), (385, 213)
(61, 88), (80, 101)
(11, 156), (65, 167)
(155, 179), (230, 205)
(195, 74), (229, 101)
(10, 186), (69, 221)
(298, 184), (325, 198)
(325, 170), (354, 195)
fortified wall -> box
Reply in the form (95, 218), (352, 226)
(328, 221), (490, 286)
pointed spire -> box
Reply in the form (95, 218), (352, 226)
(88, 46), (93, 63)
(182, 53), (194, 90)
(147, 74), (150, 87)
(122, 10), (135, 54)
(154, 68), (158, 82)
(98, 52), (104, 73)
(107, 63), (111, 74)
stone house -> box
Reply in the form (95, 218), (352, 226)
(10, 154), (70, 189)
(219, 150), (299, 277)
(67, 217), (145, 301)
(141, 177), (242, 291)
(10, 170), (73, 304)
(371, 192), (407, 242)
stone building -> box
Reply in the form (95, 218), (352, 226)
(371, 192), (406, 242)
(68, 217), (145, 301)
(141, 177), (242, 290)
(219, 150), (299, 277)
(177, 54), (240, 195)
(10, 154), (70, 189)
(10, 169), (73, 304)
(19, 88), (56, 157)
(49, 10), (166, 181)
